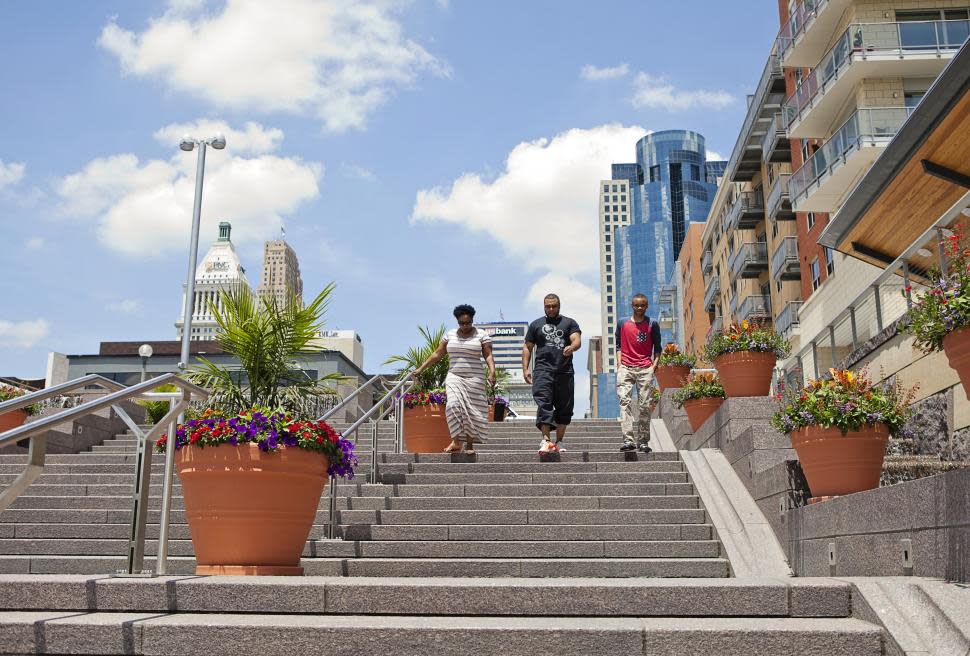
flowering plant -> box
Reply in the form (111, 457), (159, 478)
(656, 343), (697, 367)
(155, 407), (357, 479)
(704, 320), (791, 361)
(0, 384), (38, 416)
(402, 389), (446, 408)
(672, 372), (726, 407)
(646, 386), (661, 410)
(900, 223), (970, 352)
(491, 395), (509, 406)
(771, 368), (917, 438)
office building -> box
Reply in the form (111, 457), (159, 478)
(478, 321), (537, 416)
(312, 330), (365, 370)
(257, 239), (304, 307)
(587, 336), (602, 418)
(676, 223), (712, 361)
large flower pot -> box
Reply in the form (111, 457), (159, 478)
(654, 365), (691, 390)
(714, 351), (776, 397)
(0, 409), (27, 434)
(403, 404), (451, 453)
(791, 424), (889, 497)
(943, 327), (970, 400)
(682, 397), (724, 432)
(488, 403), (508, 422)
(176, 443), (329, 576)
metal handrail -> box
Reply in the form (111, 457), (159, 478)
(319, 373), (383, 422)
(0, 374), (125, 415)
(0, 373), (209, 577)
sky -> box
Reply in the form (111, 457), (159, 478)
(0, 0), (783, 415)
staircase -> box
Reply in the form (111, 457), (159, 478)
(0, 418), (889, 654)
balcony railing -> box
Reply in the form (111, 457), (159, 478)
(777, 0), (830, 63)
(783, 20), (968, 132)
(724, 53), (785, 183)
(770, 236), (800, 281)
(775, 300), (803, 336)
(702, 250), (713, 275)
(722, 191), (766, 233)
(766, 173), (793, 221)
(789, 107), (915, 209)
(707, 315), (723, 337)
(760, 113), (790, 162)
(730, 294), (739, 316)
(737, 295), (772, 323)
(729, 242), (769, 280)
(703, 275), (720, 311)
(658, 283), (676, 305)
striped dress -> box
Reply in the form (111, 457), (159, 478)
(442, 327), (491, 442)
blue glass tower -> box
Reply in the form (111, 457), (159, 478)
(595, 130), (721, 418)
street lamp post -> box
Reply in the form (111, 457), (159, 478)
(138, 344), (153, 383)
(177, 134), (226, 371)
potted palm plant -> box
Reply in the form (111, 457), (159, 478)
(900, 223), (970, 399)
(487, 367), (511, 422)
(384, 325), (451, 452)
(771, 368), (916, 497)
(706, 320), (790, 397)
(654, 343), (696, 389)
(157, 284), (357, 576)
(672, 372), (726, 432)
(0, 384), (38, 433)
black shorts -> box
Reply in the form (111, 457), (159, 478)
(532, 369), (574, 429)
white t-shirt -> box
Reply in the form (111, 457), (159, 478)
(442, 327), (491, 377)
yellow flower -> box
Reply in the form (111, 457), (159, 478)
(740, 320), (749, 330)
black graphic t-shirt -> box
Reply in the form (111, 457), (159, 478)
(526, 315), (581, 374)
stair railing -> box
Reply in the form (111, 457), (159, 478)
(0, 374), (209, 576)
(320, 372), (415, 539)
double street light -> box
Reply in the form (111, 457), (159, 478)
(177, 135), (226, 371)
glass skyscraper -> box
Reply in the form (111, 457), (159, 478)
(595, 130), (723, 417)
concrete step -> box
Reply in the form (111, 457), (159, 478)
(362, 524), (714, 542)
(399, 471), (689, 484)
(383, 461), (684, 474)
(0, 611), (883, 654)
(346, 495), (701, 510)
(354, 540), (721, 559)
(336, 509), (707, 526)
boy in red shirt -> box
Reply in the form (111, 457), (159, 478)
(614, 293), (662, 452)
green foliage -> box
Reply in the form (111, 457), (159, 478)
(771, 368), (917, 438)
(900, 224), (970, 352)
(486, 366), (511, 402)
(383, 325), (449, 392)
(704, 320), (791, 362)
(0, 384), (38, 416)
(185, 285), (344, 416)
(138, 383), (179, 424)
(656, 343), (697, 367)
(672, 372), (726, 407)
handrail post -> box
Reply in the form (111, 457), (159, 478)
(395, 395), (404, 454)
(118, 409), (153, 576)
(370, 420), (379, 484)
(327, 475), (338, 540)
(155, 397), (179, 575)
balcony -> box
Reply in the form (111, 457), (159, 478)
(760, 113), (791, 163)
(790, 107), (914, 213)
(658, 283), (677, 306)
(707, 315), (723, 338)
(777, 0), (854, 68)
(775, 300), (803, 337)
(766, 173), (794, 221)
(724, 54), (787, 182)
(703, 275), (720, 312)
(783, 20), (965, 138)
(701, 250), (713, 275)
(722, 191), (766, 233)
(658, 310), (675, 330)
(737, 294), (772, 323)
(729, 242), (769, 280)
(730, 294), (739, 317)
(770, 236), (800, 281)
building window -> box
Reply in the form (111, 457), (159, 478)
(607, 337), (613, 344)
(603, 184), (609, 192)
(607, 295), (613, 302)
(776, 279), (782, 292)
(606, 275), (612, 282)
(607, 285), (612, 292)
(606, 265), (612, 272)
(801, 140), (811, 164)
(605, 234), (611, 242)
(904, 91), (925, 110)
(621, 205), (626, 212)
(771, 221), (778, 238)
(612, 184), (618, 192)
(612, 195), (618, 202)
(811, 259), (821, 291)
(690, 164), (700, 181)
(825, 247), (835, 275)
(649, 165), (660, 182)
(807, 212), (816, 230)
(621, 195), (626, 202)
(613, 205), (619, 212)
(609, 357), (614, 366)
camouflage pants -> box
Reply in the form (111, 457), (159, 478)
(617, 365), (656, 446)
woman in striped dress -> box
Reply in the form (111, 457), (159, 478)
(413, 304), (497, 455)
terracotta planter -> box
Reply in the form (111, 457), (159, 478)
(682, 396), (724, 432)
(488, 403), (507, 422)
(176, 443), (329, 576)
(654, 365), (691, 390)
(403, 404), (451, 453)
(943, 327), (970, 400)
(791, 424), (889, 497)
(0, 409), (27, 434)
(714, 351), (776, 397)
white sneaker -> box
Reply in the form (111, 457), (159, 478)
(538, 438), (556, 454)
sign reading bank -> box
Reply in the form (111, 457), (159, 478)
(481, 325), (526, 338)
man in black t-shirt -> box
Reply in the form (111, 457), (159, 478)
(522, 293), (582, 453)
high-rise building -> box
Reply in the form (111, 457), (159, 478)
(175, 222), (250, 342)
(586, 336), (602, 418)
(478, 321), (537, 417)
(676, 223), (711, 361)
(312, 329), (365, 370)
(593, 132), (721, 416)
(257, 239), (303, 306)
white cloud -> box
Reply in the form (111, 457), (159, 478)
(56, 120), (322, 257)
(0, 160), (25, 190)
(524, 273), (601, 339)
(412, 123), (647, 275)
(580, 63), (629, 81)
(706, 150), (726, 162)
(631, 73), (735, 112)
(24, 237), (44, 251)
(108, 299), (141, 314)
(98, 0), (448, 133)
(0, 319), (50, 349)
(341, 162), (377, 182)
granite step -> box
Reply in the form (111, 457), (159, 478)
(336, 509), (707, 526)
(362, 524), (714, 542)
(399, 471), (689, 484)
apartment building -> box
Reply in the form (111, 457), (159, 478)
(676, 224), (712, 360)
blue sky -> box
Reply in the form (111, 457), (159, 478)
(0, 0), (782, 413)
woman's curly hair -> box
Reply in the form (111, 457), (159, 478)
(453, 304), (476, 319)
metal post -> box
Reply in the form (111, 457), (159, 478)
(123, 423), (153, 575)
(849, 307), (858, 350)
(178, 142), (208, 371)
(829, 326), (838, 368)
(873, 284), (883, 331)
(155, 398), (178, 575)
(370, 420), (379, 484)
(811, 341), (820, 379)
(395, 395), (404, 454)
(937, 227), (949, 276)
(902, 262), (913, 309)
(327, 476), (338, 539)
